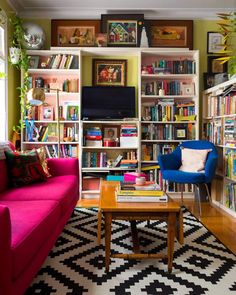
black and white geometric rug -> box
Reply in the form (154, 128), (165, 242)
(26, 208), (236, 295)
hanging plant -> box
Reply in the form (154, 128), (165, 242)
(216, 11), (236, 77)
(8, 14), (30, 133)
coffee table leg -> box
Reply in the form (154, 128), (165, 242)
(167, 212), (176, 273)
(97, 209), (102, 245)
(105, 213), (112, 272)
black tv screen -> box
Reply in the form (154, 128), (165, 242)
(81, 86), (136, 120)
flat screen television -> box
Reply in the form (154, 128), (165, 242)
(81, 86), (136, 120)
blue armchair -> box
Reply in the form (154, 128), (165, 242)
(158, 140), (218, 214)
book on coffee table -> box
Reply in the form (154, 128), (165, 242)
(116, 194), (168, 203)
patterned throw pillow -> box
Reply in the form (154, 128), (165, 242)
(34, 147), (51, 177)
(4, 150), (47, 187)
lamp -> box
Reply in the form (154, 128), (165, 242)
(26, 87), (61, 157)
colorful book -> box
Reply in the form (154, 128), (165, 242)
(116, 189), (164, 196)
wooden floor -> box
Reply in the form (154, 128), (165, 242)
(77, 198), (236, 255)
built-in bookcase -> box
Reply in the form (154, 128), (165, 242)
(202, 77), (236, 217)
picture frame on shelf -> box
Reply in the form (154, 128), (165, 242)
(51, 19), (100, 47)
(203, 72), (215, 89)
(103, 126), (119, 140)
(95, 33), (107, 47)
(101, 14), (144, 47)
(147, 20), (193, 49)
(207, 32), (225, 54)
(208, 56), (228, 74)
(41, 106), (54, 121)
(174, 126), (187, 140)
(67, 105), (79, 121)
(180, 82), (195, 95)
(93, 59), (127, 86)
(28, 56), (39, 69)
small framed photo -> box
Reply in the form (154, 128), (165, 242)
(101, 14), (144, 47)
(181, 83), (195, 95)
(67, 105), (79, 121)
(208, 56), (228, 74)
(93, 59), (127, 86)
(207, 32), (225, 54)
(95, 33), (107, 47)
(29, 56), (39, 69)
(175, 126), (187, 140)
(203, 72), (215, 90)
(41, 106), (54, 120)
(103, 126), (119, 139)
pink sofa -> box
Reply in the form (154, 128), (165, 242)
(0, 151), (79, 295)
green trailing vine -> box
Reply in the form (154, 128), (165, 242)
(9, 14), (30, 133)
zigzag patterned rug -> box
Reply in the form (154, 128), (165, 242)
(26, 208), (236, 295)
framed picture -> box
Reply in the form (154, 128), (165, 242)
(203, 72), (215, 90)
(29, 56), (39, 69)
(41, 106), (54, 120)
(207, 32), (225, 54)
(174, 126), (187, 140)
(93, 59), (127, 86)
(67, 105), (79, 121)
(180, 82), (195, 95)
(147, 20), (193, 49)
(103, 126), (119, 139)
(51, 19), (100, 47)
(207, 56), (228, 74)
(95, 33), (107, 47)
(101, 14), (144, 47)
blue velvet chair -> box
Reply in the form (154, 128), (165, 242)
(158, 140), (218, 214)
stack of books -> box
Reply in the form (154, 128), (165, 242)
(116, 182), (167, 203)
(85, 127), (102, 147)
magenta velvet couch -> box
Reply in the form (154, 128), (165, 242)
(0, 154), (79, 295)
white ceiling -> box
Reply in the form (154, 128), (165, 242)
(7, 0), (236, 20)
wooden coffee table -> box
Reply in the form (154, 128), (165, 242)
(98, 181), (184, 273)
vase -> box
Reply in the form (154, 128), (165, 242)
(9, 47), (21, 64)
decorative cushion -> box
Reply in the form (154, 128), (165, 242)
(0, 142), (13, 160)
(179, 147), (212, 172)
(34, 147), (51, 177)
(4, 150), (47, 187)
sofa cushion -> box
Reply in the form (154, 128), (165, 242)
(0, 200), (61, 280)
(0, 175), (78, 215)
(4, 150), (47, 187)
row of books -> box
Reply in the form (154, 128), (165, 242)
(141, 100), (195, 121)
(225, 182), (236, 211)
(142, 59), (196, 75)
(206, 92), (236, 117)
(225, 149), (236, 181)
(141, 143), (176, 161)
(30, 54), (79, 70)
(141, 123), (195, 141)
(141, 81), (195, 96)
(45, 144), (78, 158)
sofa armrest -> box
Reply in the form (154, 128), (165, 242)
(47, 158), (79, 177)
(0, 205), (12, 295)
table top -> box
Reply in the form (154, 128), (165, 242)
(100, 181), (180, 213)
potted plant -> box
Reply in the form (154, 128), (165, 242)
(217, 11), (236, 78)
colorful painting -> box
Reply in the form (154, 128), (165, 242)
(107, 21), (137, 45)
(93, 59), (127, 86)
(51, 20), (100, 47)
(148, 20), (193, 49)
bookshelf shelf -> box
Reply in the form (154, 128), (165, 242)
(202, 77), (236, 217)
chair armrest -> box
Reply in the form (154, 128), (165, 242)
(205, 154), (218, 183)
(158, 153), (181, 170)
(0, 205), (12, 295)
(47, 158), (79, 177)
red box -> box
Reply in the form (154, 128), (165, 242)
(103, 139), (117, 147)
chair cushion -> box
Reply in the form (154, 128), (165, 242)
(0, 200), (61, 280)
(0, 175), (78, 215)
(179, 148), (211, 172)
(162, 170), (206, 184)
